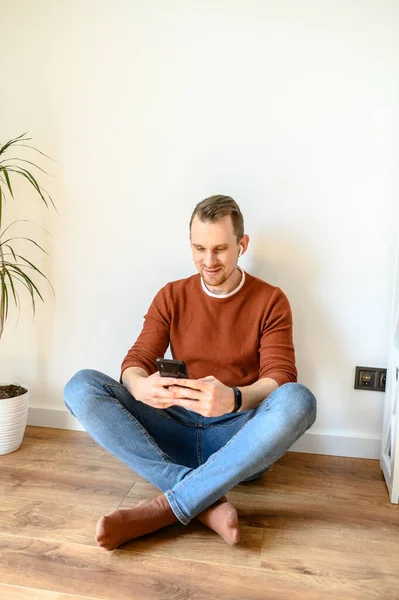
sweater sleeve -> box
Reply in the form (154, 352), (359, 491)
(259, 287), (297, 386)
(120, 286), (171, 381)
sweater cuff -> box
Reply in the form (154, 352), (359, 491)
(262, 372), (297, 387)
(120, 363), (152, 384)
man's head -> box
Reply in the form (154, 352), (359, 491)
(189, 195), (249, 293)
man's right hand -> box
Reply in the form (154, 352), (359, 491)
(124, 369), (177, 409)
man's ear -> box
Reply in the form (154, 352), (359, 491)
(238, 234), (250, 256)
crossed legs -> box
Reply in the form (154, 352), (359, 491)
(64, 370), (316, 550)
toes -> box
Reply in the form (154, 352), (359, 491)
(95, 516), (113, 550)
(227, 529), (240, 546)
(136, 500), (149, 507)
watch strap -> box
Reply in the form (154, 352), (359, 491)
(230, 386), (242, 413)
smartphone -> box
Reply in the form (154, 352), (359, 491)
(156, 358), (189, 379)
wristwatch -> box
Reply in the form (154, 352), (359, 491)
(230, 386), (242, 413)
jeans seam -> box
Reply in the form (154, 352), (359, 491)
(105, 391), (174, 463)
(105, 382), (127, 393)
(171, 414), (255, 494)
(165, 491), (190, 525)
(196, 426), (203, 466)
(202, 414), (249, 428)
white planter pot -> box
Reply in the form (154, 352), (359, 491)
(0, 384), (29, 455)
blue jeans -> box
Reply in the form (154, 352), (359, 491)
(64, 369), (316, 525)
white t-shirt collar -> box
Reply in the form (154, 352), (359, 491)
(200, 267), (245, 299)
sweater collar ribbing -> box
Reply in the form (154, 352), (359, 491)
(200, 267), (245, 299)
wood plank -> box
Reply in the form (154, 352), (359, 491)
(23, 426), (97, 444)
(0, 428), (397, 600)
(0, 583), (99, 599)
(260, 527), (399, 597)
(263, 522), (399, 560)
(119, 520), (263, 569)
(0, 466), (133, 508)
(116, 480), (263, 567)
(0, 534), (374, 600)
(227, 486), (399, 533)
(119, 479), (161, 503)
(3, 437), (123, 467)
(0, 496), (106, 546)
(2, 456), (134, 482)
(276, 452), (382, 477)
(0, 427), (139, 481)
(248, 459), (388, 498)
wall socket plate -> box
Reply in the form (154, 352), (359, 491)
(354, 366), (387, 392)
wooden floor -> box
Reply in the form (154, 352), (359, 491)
(0, 427), (398, 600)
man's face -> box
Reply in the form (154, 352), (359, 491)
(190, 214), (246, 292)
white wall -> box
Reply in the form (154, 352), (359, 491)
(1, 0), (398, 456)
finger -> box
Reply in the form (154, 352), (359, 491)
(198, 376), (215, 382)
(170, 386), (202, 401)
(172, 378), (206, 392)
(152, 402), (175, 410)
(155, 388), (177, 399)
(172, 398), (202, 409)
(156, 377), (180, 387)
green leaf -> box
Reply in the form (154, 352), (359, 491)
(7, 266), (39, 314)
(4, 266), (18, 307)
(5, 166), (49, 207)
(0, 133), (56, 337)
(0, 157), (49, 175)
(0, 270), (9, 321)
(6, 166), (55, 210)
(4, 269), (30, 295)
(13, 143), (54, 162)
(14, 254), (55, 297)
(0, 133), (29, 157)
(1, 168), (14, 198)
(0, 219), (50, 240)
(0, 236), (49, 256)
(14, 253), (47, 279)
(9, 264), (45, 301)
(3, 244), (17, 262)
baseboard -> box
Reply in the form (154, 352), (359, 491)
(290, 430), (381, 459)
(27, 406), (382, 460)
(28, 406), (86, 431)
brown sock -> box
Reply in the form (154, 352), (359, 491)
(96, 494), (240, 550)
(95, 494), (177, 550)
(195, 495), (240, 545)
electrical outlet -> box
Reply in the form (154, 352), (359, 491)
(354, 366), (387, 392)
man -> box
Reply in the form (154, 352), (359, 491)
(64, 195), (316, 551)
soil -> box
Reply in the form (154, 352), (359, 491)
(0, 385), (27, 399)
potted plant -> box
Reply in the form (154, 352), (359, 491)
(0, 133), (55, 455)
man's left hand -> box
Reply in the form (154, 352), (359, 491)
(168, 376), (235, 417)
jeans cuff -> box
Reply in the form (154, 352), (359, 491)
(165, 490), (190, 525)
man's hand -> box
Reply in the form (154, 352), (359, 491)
(169, 376), (235, 417)
(131, 372), (179, 409)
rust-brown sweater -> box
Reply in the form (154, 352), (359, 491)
(121, 271), (297, 387)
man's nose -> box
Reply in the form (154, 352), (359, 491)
(203, 251), (217, 265)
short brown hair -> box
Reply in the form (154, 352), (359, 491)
(189, 195), (244, 241)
